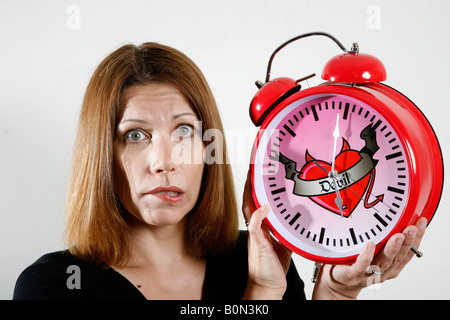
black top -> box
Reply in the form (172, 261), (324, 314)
(13, 231), (306, 300)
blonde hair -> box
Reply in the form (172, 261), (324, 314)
(65, 42), (239, 267)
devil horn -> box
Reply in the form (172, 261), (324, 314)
(340, 138), (350, 152)
(305, 150), (315, 162)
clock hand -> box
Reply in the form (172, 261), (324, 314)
(331, 113), (340, 175)
(315, 159), (376, 215)
(346, 174), (386, 212)
(314, 158), (344, 217)
(345, 184), (380, 213)
(332, 175), (344, 217)
(312, 121), (345, 218)
(330, 114), (344, 217)
(313, 160), (328, 174)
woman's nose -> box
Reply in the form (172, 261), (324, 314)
(148, 138), (176, 175)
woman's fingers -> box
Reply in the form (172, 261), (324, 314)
(242, 169), (256, 223)
(371, 233), (405, 273)
(247, 204), (270, 245)
(352, 242), (376, 275)
(371, 217), (427, 276)
(332, 241), (375, 288)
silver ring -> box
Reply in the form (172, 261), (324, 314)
(369, 265), (384, 275)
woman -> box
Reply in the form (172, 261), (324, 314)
(13, 42), (426, 300)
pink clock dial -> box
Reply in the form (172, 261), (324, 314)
(252, 93), (410, 262)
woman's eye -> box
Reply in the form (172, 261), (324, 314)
(125, 130), (147, 143)
(176, 125), (194, 138)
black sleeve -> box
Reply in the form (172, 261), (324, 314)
(283, 259), (307, 300)
(13, 253), (84, 300)
(13, 251), (147, 300)
(204, 231), (307, 300)
(13, 265), (69, 300)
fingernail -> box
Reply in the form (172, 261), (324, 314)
(408, 229), (418, 238)
(418, 218), (427, 230)
(259, 204), (270, 213)
(396, 236), (404, 246)
(367, 242), (375, 251)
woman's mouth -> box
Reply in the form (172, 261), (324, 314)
(156, 191), (180, 197)
(147, 187), (185, 204)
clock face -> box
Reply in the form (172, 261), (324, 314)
(252, 93), (410, 262)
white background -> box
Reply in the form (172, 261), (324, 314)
(1, 0), (449, 300)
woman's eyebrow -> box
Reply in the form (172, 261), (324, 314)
(119, 112), (197, 125)
(119, 118), (148, 125)
(172, 112), (197, 120)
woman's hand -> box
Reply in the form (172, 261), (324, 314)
(242, 170), (291, 300)
(313, 217), (428, 299)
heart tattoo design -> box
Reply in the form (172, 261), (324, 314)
(278, 124), (384, 217)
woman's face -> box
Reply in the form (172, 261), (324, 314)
(114, 83), (205, 228)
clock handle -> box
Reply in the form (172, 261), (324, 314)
(411, 245), (423, 258)
(311, 262), (324, 283)
(264, 32), (350, 83)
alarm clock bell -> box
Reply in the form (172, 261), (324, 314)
(322, 42), (387, 83)
(250, 33), (387, 126)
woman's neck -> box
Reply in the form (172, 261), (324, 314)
(124, 216), (190, 268)
(116, 216), (206, 299)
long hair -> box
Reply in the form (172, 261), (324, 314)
(65, 42), (239, 267)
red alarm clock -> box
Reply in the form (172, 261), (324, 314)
(249, 32), (443, 265)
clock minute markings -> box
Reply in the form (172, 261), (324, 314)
(349, 228), (358, 245)
(289, 212), (301, 226)
(271, 187), (286, 195)
(387, 186), (405, 195)
(282, 124), (296, 137)
(311, 104), (319, 121)
(373, 212), (388, 227)
(318, 227), (326, 244)
(371, 119), (382, 131)
(343, 102), (350, 120)
(385, 151), (403, 160)
(272, 101), (409, 252)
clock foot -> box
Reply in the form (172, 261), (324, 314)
(311, 262), (324, 283)
(410, 245), (423, 258)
